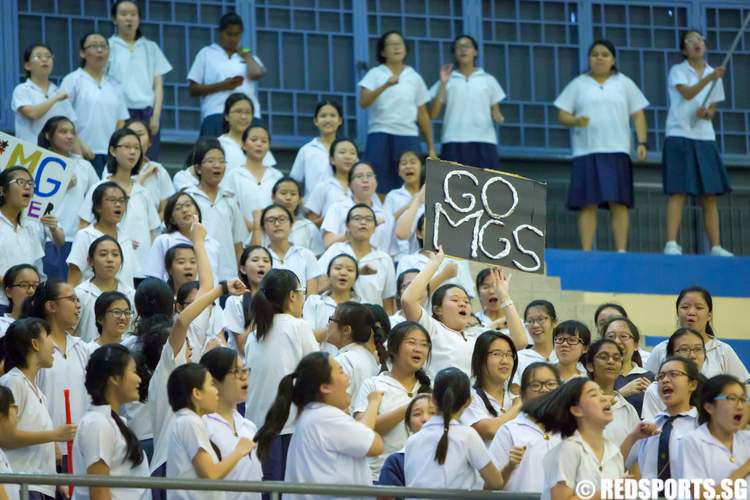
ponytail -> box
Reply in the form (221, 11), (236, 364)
(255, 372), (296, 461)
(251, 269), (299, 341)
(110, 410), (145, 467)
(435, 386), (454, 465)
(415, 369), (432, 393)
(473, 386), (498, 417)
(431, 367), (470, 465)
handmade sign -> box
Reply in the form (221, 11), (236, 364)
(0, 131), (73, 219)
(424, 159), (547, 273)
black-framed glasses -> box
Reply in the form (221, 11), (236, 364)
(11, 281), (40, 291)
(106, 309), (133, 319)
(328, 316), (340, 324)
(553, 336), (584, 346)
(264, 216), (290, 226)
(229, 367), (249, 379)
(84, 43), (108, 51)
(527, 380), (560, 391)
(55, 295), (81, 305)
(594, 353), (623, 364)
(656, 370), (688, 382)
(674, 346), (705, 357)
(350, 215), (375, 223)
(9, 178), (35, 189)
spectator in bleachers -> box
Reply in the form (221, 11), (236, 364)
(0, 264), (40, 337)
(554, 39), (649, 253)
(593, 302), (651, 365)
(601, 316), (653, 415)
(515, 300), (558, 384)
(552, 320), (590, 382)
(125, 118), (175, 218)
(187, 12), (266, 137)
(290, 100), (344, 198)
(429, 34), (506, 169)
(60, 32), (130, 176)
(359, 31), (435, 193)
(304, 138), (359, 227)
(384, 150), (424, 257)
(663, 30), (733, 257)
(109, 0), (173, 160)
(11, 43), (76, 145)
(218, 93), (275, 171)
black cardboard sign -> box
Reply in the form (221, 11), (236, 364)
(423, 159), (547, 274)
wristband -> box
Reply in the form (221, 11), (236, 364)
(220, 280), (229, 296)
(240, 47), (252, 54)
(500, 299), (514, 310)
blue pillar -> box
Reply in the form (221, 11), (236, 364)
(236, 0), (257, 51)
(1, 0), (20, 132)
(353, 0), (369, 148)
(577, 0), (593, 72)
(462, 0), (483, 63)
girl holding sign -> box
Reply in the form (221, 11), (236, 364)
(554, 40), (649, 252)
(662, 30), (733, 256)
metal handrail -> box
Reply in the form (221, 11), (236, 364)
(0, 473), (542, 499)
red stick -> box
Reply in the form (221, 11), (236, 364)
(64, 388), (73, 496)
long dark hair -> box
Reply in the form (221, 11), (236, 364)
(698, 374), (743, 425)
(106, 128), (144, 175)
(329, 138), (358, 175)
(0, 167), (32, 220)
(3, 317), (50, 371)
(38, 116), (76, 151)
(86, 344), (144, 467)
(335, 302), (386, 366)
(601, 316), (643, 367)
(471, 331), (518, 417)
(386, 321), (431, 392)
(676, 286), (714, 337)
(255, 352), (332, 460)
(250, 269), (300, 341)
(200, 347), (239, 383)
(666, 327), (705, 356)
(524, 299), (557, 323)
(432, 367), (470, 465)
(22, 279), (67, 321)
(594, 302), (627, 329)
(222, 92), (255, 133)
(0, 386), (15, 417)
(2, 264), (40, 311)
(522, 377), (591, 438)
(167, 363), (209, 412)
(585, 338), (623, 379)
(163, 192), (203, 233)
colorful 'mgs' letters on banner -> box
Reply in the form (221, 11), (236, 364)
(0, 131), (72, 220)
(424, 159), (547, 274)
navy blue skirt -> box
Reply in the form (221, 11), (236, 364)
(662, 136), (731, 196)
(566, 152), (634, 210)
(440, 142), (500, 169)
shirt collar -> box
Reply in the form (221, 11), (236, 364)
(570, 430), (621, 462)
(653, 407), (698, 422)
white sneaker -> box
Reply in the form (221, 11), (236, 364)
(664, 241), (682, 255)
(710, 245), (734, 257)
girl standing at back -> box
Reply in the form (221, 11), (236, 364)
(125, 118), (175, 217)
(218, 93), (272, 171)
(290, 100), (344, 197)
(404, 367), (504, 490)
(304, 138), (359, 227)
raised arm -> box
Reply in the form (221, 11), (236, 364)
(401, 247), (444, 321)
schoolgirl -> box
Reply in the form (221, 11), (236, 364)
(383, 150), (424, 226)
(289, 100), (344, 197)
(404, 368), (504, 490)
(663, 30), (732, 256)
(74, 235), (135, 342)
(461, 331), (521, 442)
(429, 34), (506, 168)
(304, 138), (359, 227)
(602, 316), (653, 414)
(60, 32), (130, 174)
(359, 31), (435, 193)
(594, 302), (651, 364)
(125, 118), (175, 216)
(72, 344), (149, 500)
(317, 204), (397, 312)
(552, 320), (591, 381)
(217, 93), (275, 171)
(12, 43), (76, 144)
(166, 363), (255, 500)
(677, 375), (749, 486)
(109, 0), (172, 159)
(184, 138), (248, 282)
(0, 318), (77, 498)
(187, 12), (265, 137)
(243, 269), (319, 481)
(144, 191), (222, 282)
(554, 39), (649, 252)
(1, 265), (40, 337)
(0, 385), (21, 500)
(88, 291), (133, 349)
(255, 352), (385, 497)
(200, 348), (263, 500)
(353, 321), (432, 478)
(475, 267), (528, 333)
(488, 362), (562, 493)
(260, 177), (324, 256)
(37, 116), (100, 279)
(388, 269), (423, 326)
(513, 300), (559, 385)
(632, 356), (701, 480)
(401, 248), (526, 377)
(67, 182), (139, 287)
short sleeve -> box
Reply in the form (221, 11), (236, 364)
(11, 84), (32, 111)
(143, 237), (167, 279)
(554, 79), (578, 113)
(230, 199), (249, 243)
(428, 81), (441, 102)
(223, 295), (245, 334)
(414, 306), (440, 338)
(414, 74), (430, 106)
(322, 409), (376, 458)
(488, 76), (506, 104)
(298, 320), (320, 355)
(321, 205), (342, 235)
(640, 383), (663, 420)
(623, 76), (649, 114)
(176, 417), (213, 461)
(303, 250), (323, 280)
(459, 392), (491, 426)
(157, 167), (176, 199)
(78, 184), (97, 222)
(316, 246), (338, 275)
(305, 183), (327, 215)
(543, 440), (580, 491)
(186, 48), (207, 84)
(78, 417), (117, 468)
(720, 344), (750, 382)
(148, 41), (173, 76)
(358, 67), (381, 91)
(59, 73), (77, 102)
(707, 76), (725, 105)
(114, 85), (130, 120)
(382, 259), (397, 299)
(351, 377), (375, 415)
(289, 147), (306, 184)
(675, 432), (705, 480)
(668, 65), (689, 88)
(466, 427), (492, 470)
(488, 425), (513, 469)
(0, 377), (26, 414)
(67, 231), (91, 271)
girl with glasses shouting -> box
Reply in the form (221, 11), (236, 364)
(552, 320), (591, 382)
(1, 264), (41, 336)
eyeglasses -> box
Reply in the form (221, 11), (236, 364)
(527, 380), (560, 391)
(103, 196), (129, 205)
(55, 295), (81, 305)
(352, 173), (376, 181)
(107, 309), (133, 319)
(674, 346), (705, 357)
(656, 370), (688, 382)
(32, 54), (54, 61)
(328, 316), (340, 324)
(201, 159), (226, 167)
(174, 202), (195, 211)
(606, 333), (634, 342)
(594, 353), (623, 364)
(553, 336), (584, 346)
(264, 216), (290, 226)
(713, 394), (748, 405)
(11, 281), (40, 291)
(488, 350), (516, 361)
(229, 110), (253, 116)
(526, 316), (550, 325)
(229, 367), (249, 379)
(403, 339), (430, 350)
(350, 215), (375, 224)
(685, 35), (705, 43)
(9, 178), (35, 189)
(295, 287), (307, 295)
(84, 43), (108, 51)
(115, 144), (140, 152)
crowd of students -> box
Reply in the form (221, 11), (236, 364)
(1, 2), (748, 499)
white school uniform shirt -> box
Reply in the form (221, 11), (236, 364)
(284, 402), (375, 500)
(0, 448), (20, 500)
(107, 35), (172, 109)
(512, 348), (558, 385)
(187, 43), (265, 119)
(358, 64), (430, 136)
(185, 186), (248, 281)
(389, 310), (407, 327)
(0, 314), (14, 337)
(634, 407), (698, 478)
(414, 306), (483, 378)
(74, 278), (136, 342)
(203, 411), (263, 500)
(429, 68), (505, 144)
(317, 242), (396, 307)
(396, 252), (477, 298)
(185, 305), (225, 363)
(300, 293), (354, 355)
(167, 408), (224, 500)
(541, 431), (624, 500)
(405, 415), (491, 491)
(460, 387), (516, 429)
(644, 338), (749, 382)
(289, 138), (333, 197)
(143, 232), (222, 283)
(60, 68), (130, 154)
(173, 169), (198, 191)
(553, 72), (649, 158)
(665, 60), (725, 141)
(244, 314), (319, 435)
(262, 217), (325, 257)
(475, 311), (533, 348)
(67, 224), (140, 287)
(72, 404), (150, 500)
(140, 161), (176, 210)
(352, 373), (426, 478)
(383, 185), (413, 218)
(322, 197), (396, 255)
(148, 341), (188, 472)
(11, 79), (77, 144)
(489, 412), (561, 493)
(267, 244), (322, 288)
(57, 158), (100, 241)
(602, 392), (641, 447)
(0, 212), (45, 306)
(677, 423), (750, 483)
(336, 343), (380, 398)
(304, 176), (349, 217)
(218, 135), (276, 171)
